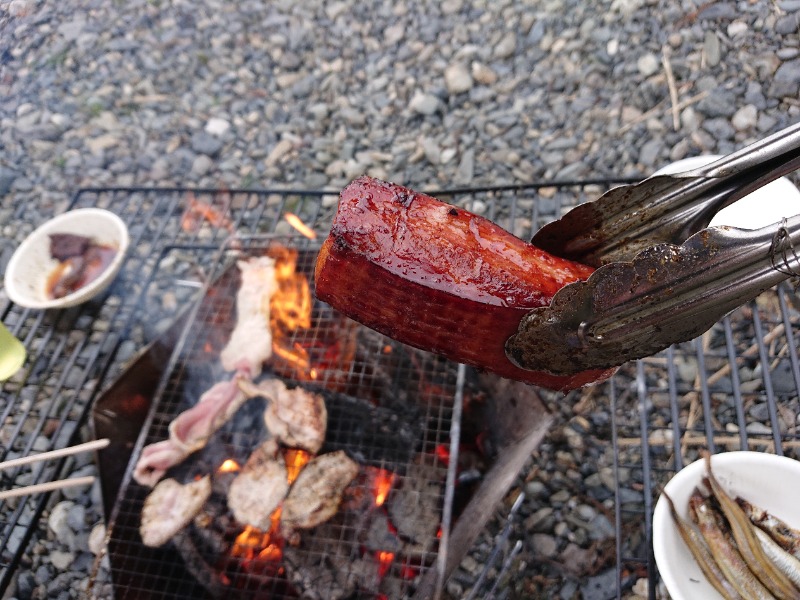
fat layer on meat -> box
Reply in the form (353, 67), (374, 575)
(227, 439), (289, 530)
(238, 379), (327, 453)
(281, 450), (359, 533)
(140, 475), (212, 547)
(220, 256), (277, 378)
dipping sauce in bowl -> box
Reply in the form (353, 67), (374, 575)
(4, 208), (130, 309)
(46, 233), (119, 300)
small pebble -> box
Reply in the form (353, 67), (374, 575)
(637, 53), (659, 77)
(532, 533), (558, 558)
(444, 63), (473, 95)
(409, 91), (440, 116)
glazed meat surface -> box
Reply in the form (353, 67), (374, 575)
(315, 176), (615, 392)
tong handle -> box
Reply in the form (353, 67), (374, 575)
(532, 120), (800, 267)
(700, 120), (800, 179)
(507, 216), (800, 375)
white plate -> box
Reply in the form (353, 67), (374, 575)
(654, 155), (800, 229)
(653, 451), (800, 600)
(3, 208), (130, 309)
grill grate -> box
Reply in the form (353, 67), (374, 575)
(0, 187), (342, 593)
(461, 287), (800, 598)
(105, 233), (458, 599)
(1, 181), (796, 599)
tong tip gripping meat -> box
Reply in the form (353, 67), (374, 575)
(507, 215), (800, 375)
(507, 120), (800, 375)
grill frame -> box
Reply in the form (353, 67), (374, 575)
(104, 232), (461, 600)
(0, 180), (796, 599)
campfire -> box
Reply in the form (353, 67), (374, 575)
(88, 190), (561, 600)
(125, 236), (456, 599)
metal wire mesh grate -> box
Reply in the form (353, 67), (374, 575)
(458, 280), (800, 596)
(1, 181), (796, 600)
(102, 233), (460, 599)
(0, 187), (341, 592)
(604, 283), (800, 598)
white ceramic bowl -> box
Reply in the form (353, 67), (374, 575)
(653, 451), (800, 600)
(4, 208), (130, 309)
(654, 155), (800, 229)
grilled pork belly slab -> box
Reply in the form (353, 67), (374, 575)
(281, 450), (359, 533)
(228, 439), (289, 529)
(315, 176), (615, 392)
(140, 475), (212, 547)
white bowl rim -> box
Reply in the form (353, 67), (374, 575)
(653, 451), (800, 600)
(3, 208), (130, 309)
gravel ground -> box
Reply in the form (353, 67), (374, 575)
(1, 0), (800, 598)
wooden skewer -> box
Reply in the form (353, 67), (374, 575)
(0, 476), (96, 501)
(0, 438), (110, 473)
(661, 45), (681, 132)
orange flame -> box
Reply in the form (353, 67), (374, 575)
(376, 551), (395, 578)
(370, 468), (396, 507)
(271, 250), (311, 332)
(233, 526), (270, 561)
(181, 192), (234, 233)
(231, 507), (284, 563)
(284, 448), (311, 484)
(266, 246), (315, 380)
(284, 213), (317, 239)
(218, 459), (240, 474)
(272, 342), (311, 373)
(257, 542), (283, 562)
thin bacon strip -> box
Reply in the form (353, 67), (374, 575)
(133, 378), (247, 487)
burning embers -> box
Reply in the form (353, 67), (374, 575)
(210, 452), (439, 599)
(131, 243), (445, 599)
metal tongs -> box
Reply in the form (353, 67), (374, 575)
(505, 120), (800, 376)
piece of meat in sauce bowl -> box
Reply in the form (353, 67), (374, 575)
(46, 233), (118, 300)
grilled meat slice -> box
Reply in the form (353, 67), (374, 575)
(238, 378), (327, 454)
(140, 475), (212, 547)
(281, 450), (359, 533)
(227, 439), (289, 529)
(314, 176), (615, 392)
(220, 256), (278, 378)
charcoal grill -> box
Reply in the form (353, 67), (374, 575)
(0, 181), (798, 599)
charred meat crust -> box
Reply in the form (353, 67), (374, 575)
(315, 176), (615, 392)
